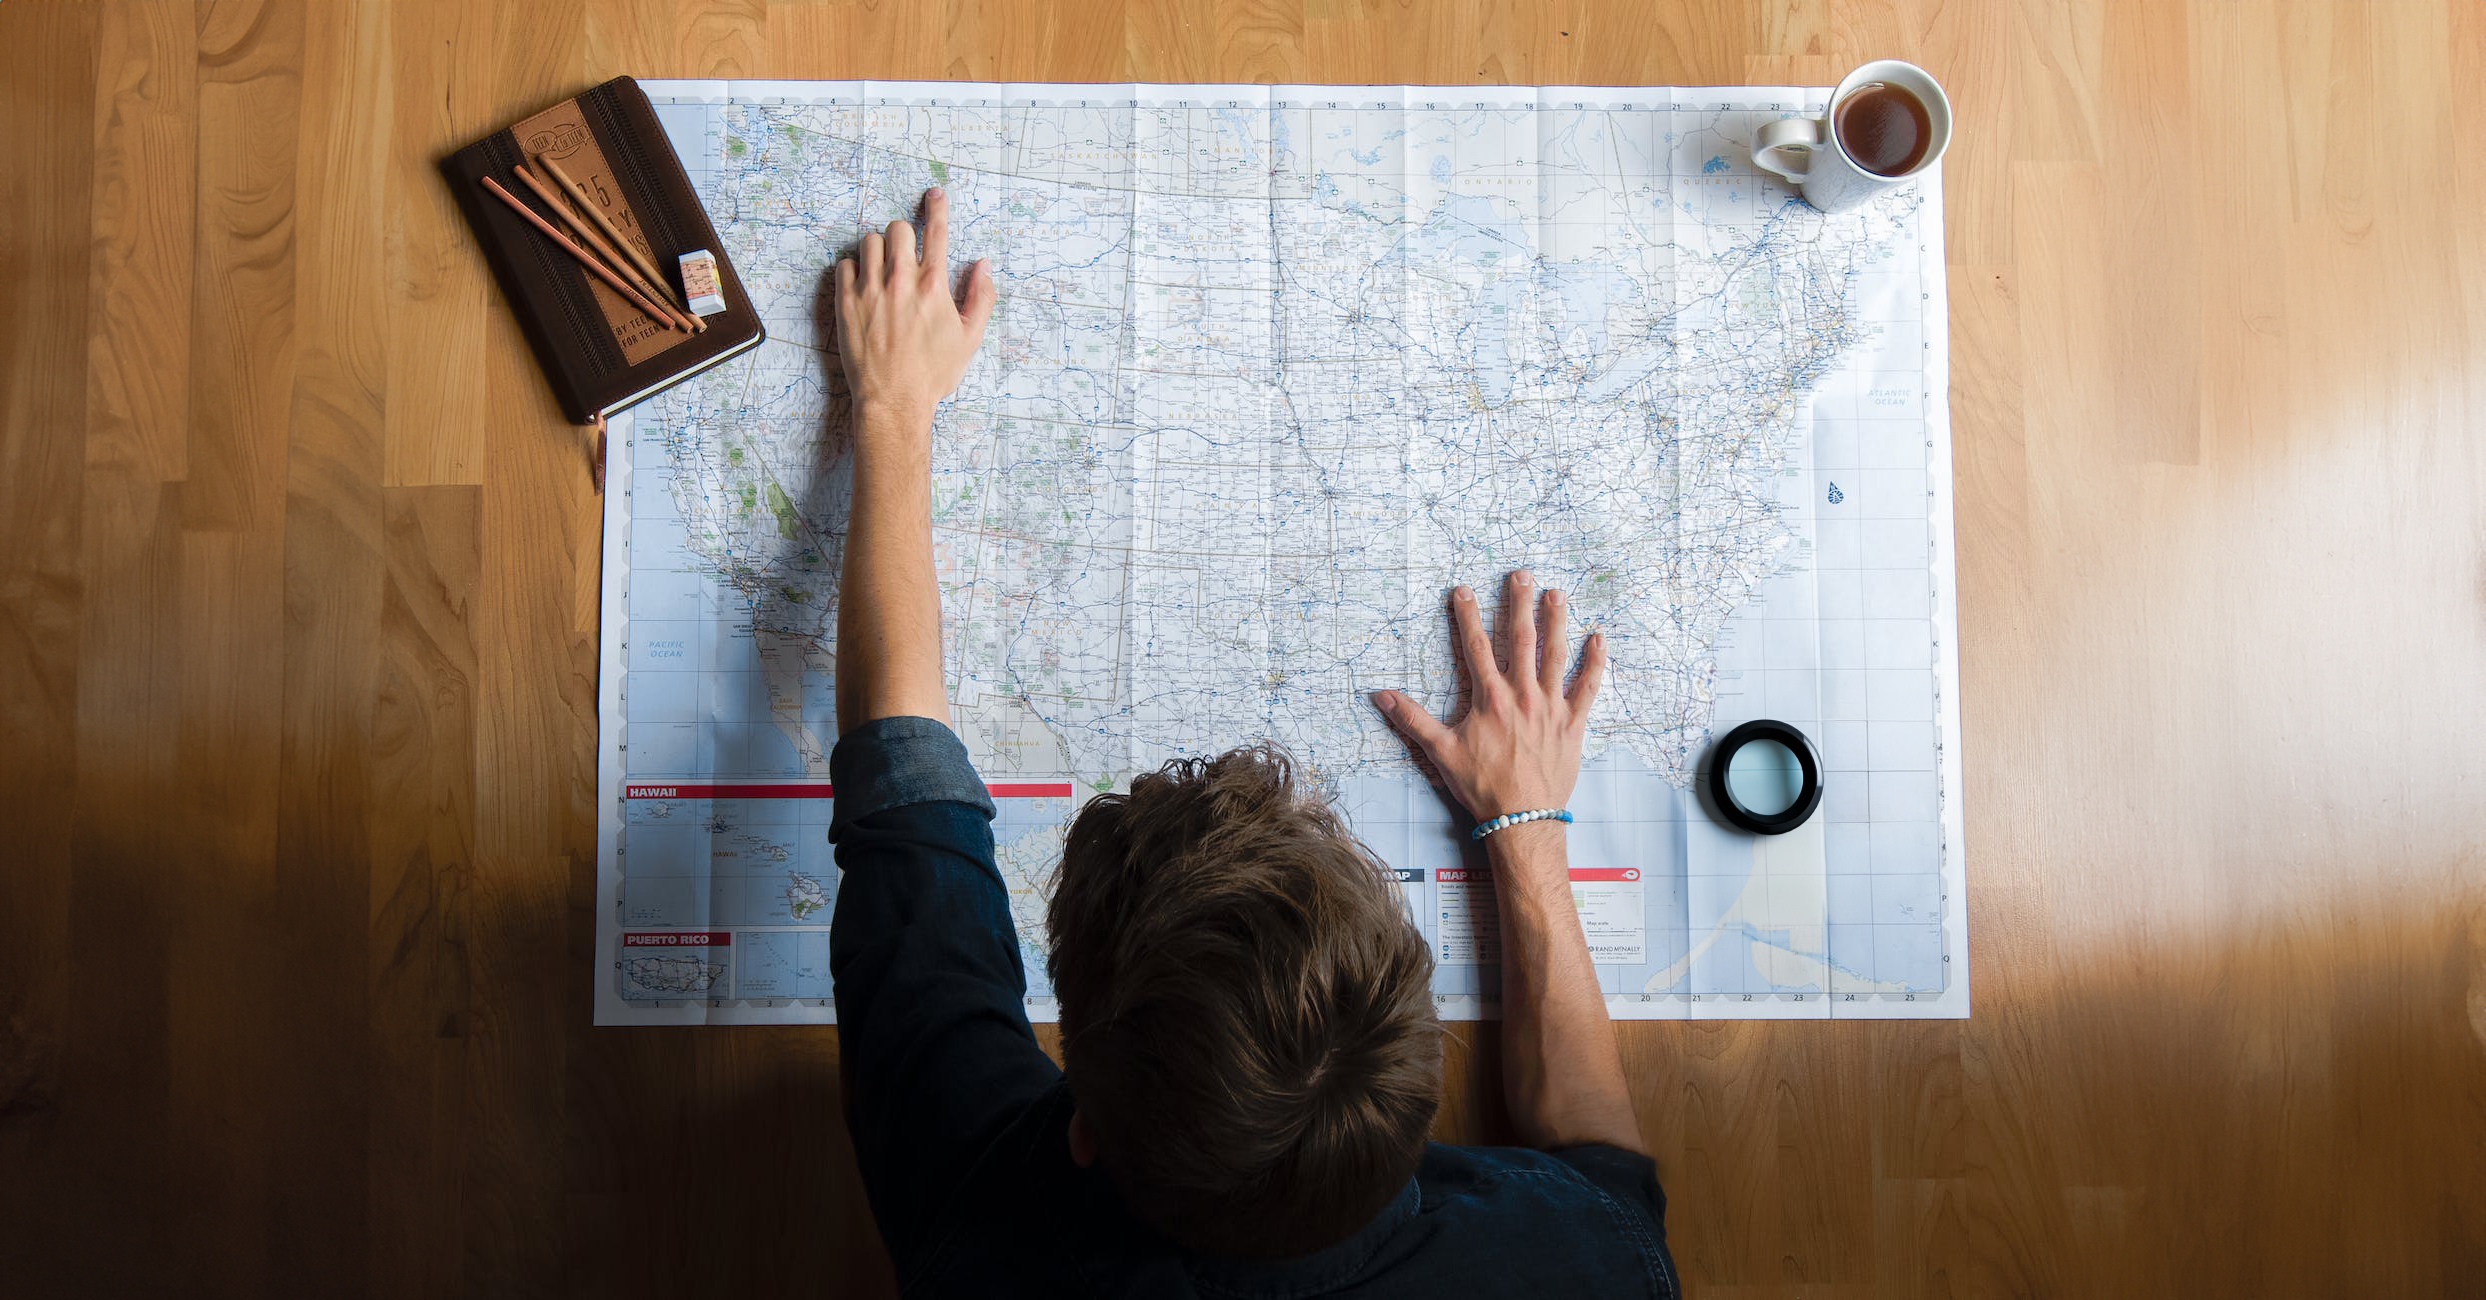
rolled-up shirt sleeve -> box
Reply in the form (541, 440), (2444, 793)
(828, 716), (1062, 1272)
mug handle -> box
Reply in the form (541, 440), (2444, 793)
(1752, 117), (1821, 182)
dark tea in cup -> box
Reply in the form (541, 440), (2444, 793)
(1834, 82), (1934, 177)
(1750, 59), (1950, 211)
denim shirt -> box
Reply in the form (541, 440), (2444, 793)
(829, 716), (1682, 1299)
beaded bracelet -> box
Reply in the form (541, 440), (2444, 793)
(1469, 808), (1575, 841)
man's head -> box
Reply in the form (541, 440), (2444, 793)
(1046, 746), (1443, 1258)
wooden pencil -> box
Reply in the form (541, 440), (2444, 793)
(477, 175), (678, 333)
(512, 163), (695, 332)
(527, 162), (700, 332)
(537, 155), (681, 302)
(513, 162), (680, 325)
(535, 155), (706, 332)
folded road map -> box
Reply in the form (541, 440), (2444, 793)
(593, 81), (1966, 1025)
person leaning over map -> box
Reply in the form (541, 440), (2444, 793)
(825, 187), (1681, 1298)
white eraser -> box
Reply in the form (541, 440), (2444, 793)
(678, 249), (728, 317)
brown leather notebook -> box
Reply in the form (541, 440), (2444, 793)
(442, 76), (763, 424)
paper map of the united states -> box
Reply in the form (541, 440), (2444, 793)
(593, 82), (1968, 1025)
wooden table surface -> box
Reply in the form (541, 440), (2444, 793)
(4, 1), (2482, 1296)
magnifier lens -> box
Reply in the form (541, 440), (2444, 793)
(1724, 738), (1805, 816)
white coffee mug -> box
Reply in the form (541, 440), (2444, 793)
(1752, 60), (1951, 213)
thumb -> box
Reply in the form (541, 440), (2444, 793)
(960, 259), (996, 340)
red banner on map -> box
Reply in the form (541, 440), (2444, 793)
(623, 782), (1075, 799)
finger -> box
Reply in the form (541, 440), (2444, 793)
(886, 219), (916, 277)
(1539, 588), (1567, 692)
(1370, 690), (1453, 754)
(921, 187), (949, 277)
(858, 231), (885, 284)
(832, 259), (857, 341)
(960, 259), (996, 338)
(1568, 630), (1607, 715)
(1503, 571), (1536, 689)
(1451, 585), (1497, 697)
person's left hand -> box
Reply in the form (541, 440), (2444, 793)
(1370, 570), (1605, 824)
(834, 187), (996, 437)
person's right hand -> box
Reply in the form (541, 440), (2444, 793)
(1370, 570), (1606, 823)
(833, 186), (996, 437)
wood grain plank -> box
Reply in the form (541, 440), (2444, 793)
(183, 0), (305, 535)
(61, 472), (183, 1296)
(52, 20), (175, 1289)
(2190, 11), (2339, 1286)
(1825, 0), (1912, 69)
(1869, 1024), (1966, 1296)
(1962, 163), (2086, 1279)
(1124, 0), (1214, 81)
(586, 0), (681, 75)
(1906, 0), (2011, 265)
(153, 0), (307, 1292)
(385, 0), (493, 486)
(263, 0), (399, 1284)
(86, 0), (195, 486)
(683, 0), (767, 78)
(0, 3), (98, 1287)
(1757, 0), (1832, 59)
(2100, 0), (2201, 465)
(1007, 0), (1125, 83)
(462, 13), (598, 1295)
(3, 5), (2485, 1297)
(460, 326), (583, 1291)
(2446, 10), (2486, 1280)
(1641, 0), (1758, 84)
(848, 0), (947, 81)
(1212, 0), (1301, 83)
(1774, 1025), (1874, 1287)
(1304, 0), (1473, 87)
(1120, 0), (1301, 82)
(367, 486), (482, 1300)
(486, 0), (587, 126)
(1949, 265), (2028, 661)
(1744, 53), (1839, 88)
(165, 515), (291, 1294)
(2011, 0), (2100, 160)
(1671, 1022), (1781, 1285)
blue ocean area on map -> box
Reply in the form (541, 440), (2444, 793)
(738, 930), (834, 1000)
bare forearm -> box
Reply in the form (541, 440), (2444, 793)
(835, 403), (949, 733)
(826, 188), (993, 731)
(1489, 823), (1645, 1155)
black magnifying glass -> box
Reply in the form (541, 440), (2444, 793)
(1704, 719), (1824, 835)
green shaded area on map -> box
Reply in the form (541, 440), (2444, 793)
(766, 481), (798, 540)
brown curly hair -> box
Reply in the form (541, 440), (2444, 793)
(1045, 744), (1444, 1258)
